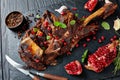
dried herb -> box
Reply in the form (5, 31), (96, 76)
(101, 21), (110, 30)
(81, 49), (88, 63)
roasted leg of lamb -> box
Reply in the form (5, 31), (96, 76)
(18, 2), (117, 70)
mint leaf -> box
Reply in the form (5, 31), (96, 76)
(46, 35), (51, 40)
(81, 49), (88, 63)
(101, 21), (110, 30)
(36, 14), (40, 18)
(54, 21), (60, 27)
(59, 22), (67, 28)
(54, 21), (67, 28)
(80, 17), (86, 21)
(75, 13), (78, 17)
(70, 20), (76, 25)
(33, 28), (38, 32)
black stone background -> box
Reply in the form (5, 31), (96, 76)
(1, 0), (120, 80)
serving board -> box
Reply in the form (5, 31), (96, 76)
(1, 0), (120, 80)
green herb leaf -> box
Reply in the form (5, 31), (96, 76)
(54, 21), (60, 27)
(113, 42), (120, 74)
(54, 21), (67, 29)
(59, 22), (67, 28)
(75, 13), (78, 17)
(70, 20), (76, 25)
(33, 28), (38, 32)
(115, 31), (120, 36)
(101, 21), (110, 30)
(36, 14), (40, 18)
(46, 35), (51, 40)
(80, 17), (86, 21)
(81, 49), (88, 63)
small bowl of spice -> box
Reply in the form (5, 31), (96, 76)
(5, 11), (26, 30)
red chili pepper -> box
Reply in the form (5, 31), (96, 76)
(84, 0), (98, 12)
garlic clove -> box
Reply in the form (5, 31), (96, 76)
(105, 0), (112, 4)
(113, 18), (120, 31)
(55, 5), (68, 14)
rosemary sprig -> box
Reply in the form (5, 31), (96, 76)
(81, 49), (88, 63)
(113, 40), (120, 74)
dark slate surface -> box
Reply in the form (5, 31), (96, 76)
(1, 0), (120, 80)
(0, 0), (3, 80)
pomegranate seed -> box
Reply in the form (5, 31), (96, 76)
(110, 38), (114, 42)
(67, 51), (71, 55)
(82, 16), (87, 18)
(43, 20), (49, 27)
(78, 27), (82, 30)
(61, 12), (66, 15)
(34, 59), (40, 63)
(55, 36), (59, 40)
(47, 27), (51, 31)
(64, 42), (67, 46)
(61, 39), (65, 42)
(86, 37), (91, 42)
(98, 39), (102, 43)
(83, 43), (87, 48)
(92, 31), (96, 35)
(113, 35), (117, 39)
(72, 7), (77, 11)
(75, 44), (79, 47)
(101, 36), (105, 41)
(44, 41), (47, 45)
(48, 33), (53, 37)
(93, 36), (97, 40)
(31, 30), (35, 34)
(72, 39), (75, 43)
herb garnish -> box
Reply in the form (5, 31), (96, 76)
(36, 14), (40, 19)
(54, 21), (67, 28)
(81, 49), (88, 63)
(80, 17), (86, 21)
(70, 20), (76, 25)
(114, 41), (120, 74)
(46, 35), (51, 40)
(54, 21), (60, 27)
(101, 21), (110, 30)
(75, 13), (78, 17)
(33, 28), (38, 32)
